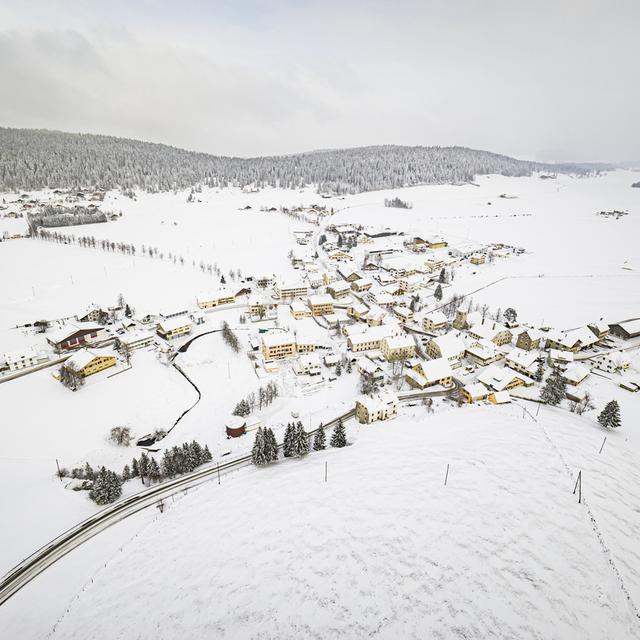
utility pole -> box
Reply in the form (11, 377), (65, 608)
(573, 471), (582, 504)
(217, 463), (221, 485)
(598, 437), (607, 454)
(55, 459), (62, 481)
(324, 461), (328, 483)
(444, 463), (450, 486)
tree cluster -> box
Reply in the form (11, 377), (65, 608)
(597, 400), (621, 429)
(221, 320), (240, 353)
(59, 362), (84, 391)
(233, 382), (279, 417)
(540, 370), (567, 406)
(251, 427), (279, 465)
(384, 197), (412, 209)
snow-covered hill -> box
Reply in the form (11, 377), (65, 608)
(48, 404), (640, 639)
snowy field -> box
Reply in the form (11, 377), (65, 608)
(43, 404), (640, 640)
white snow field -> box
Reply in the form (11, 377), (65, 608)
(48, 404), (640, 640)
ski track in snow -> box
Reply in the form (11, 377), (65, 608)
(51, 406), (640, 640)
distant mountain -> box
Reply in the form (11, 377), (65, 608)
(0, 127), (604, 195)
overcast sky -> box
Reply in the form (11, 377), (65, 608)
(0, 0), (638, 161)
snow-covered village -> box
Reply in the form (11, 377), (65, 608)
(1, 2), (640, 639)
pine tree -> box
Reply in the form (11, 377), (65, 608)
(131, 457), (139, 478)
(89, 467), (122, 505)
(438, 268), (446, 284)
(434, 284), (443, 302)
(598, 400), (621, 429)
(346, 360), (352, 374)
(139, 452), (150, 483)
(534, 360), (544, 382)
(122, 464), (131, 481)
(264, 428), (278, 462)
(330, 419), (347, 448)
(283, 423), (295, 458)
(292, 421), (309, 457)
(149, 457), (161, 482)
(84, 462), (95, 480)
(313, 424), (326, 451)
(540, 370), (566, 406)
(252, 427), (268, 466)
(203, 445), (213, 463)
(335, 362), (342, 377)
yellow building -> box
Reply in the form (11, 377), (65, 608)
(261, 333), (297, 360)
(307, 294), (334, 317)
(470, 253), (486, 265)
(157, 318), (193, 340)
(196, 288), (236, 309)
(355, 392), (399, 424)
(66, 349), (117, 377)
(290, 300), (312, 320)
(381, 335), (416, 361)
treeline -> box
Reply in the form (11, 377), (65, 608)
(27, 204), (108, 230)
(0, 128), (596, 195)
(233, 381), (279, 417)
(384, 197), (412, 209)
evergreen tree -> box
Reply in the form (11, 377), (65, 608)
(438, 268), (446, 284)
(313, 424), (326, 451)
(131, 457), (139, 478)
(335, 362), (342, 377)
(203, 445), (213, 463)
(84, 462), (95, 480)
(330, 420), (347, 448)
(598, 400), (621, 429)
(534, 359), (545, 382)
(283, 423), (295, 458)
(89, 467), (122, 505)
(121, 464), (131, 481)
(149, 457), (161, 482)
(346, 360), (352, 374)
(434, 284), (443, 302)
(504, 307), (517, 324)
(540, 370), (566, 406)
(252, 427), (268, 466)
(264, 428), (278, 462)
(139, 452), (150, 483)
(292, 421), (309, 457)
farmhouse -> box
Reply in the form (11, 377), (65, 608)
(478, 365), (530, 392)
(355, 391), (399, 424)
(351, 277), (373, 293)
(609, 318), (640, 340)
(406, 357), (453, 389)
(47, 323), (106, 351)
(416, 234), (448, 249)
(347, 303), (370, 321)
(358, 357), (385, 382)
(461, 382), (491, 403)
(66, 348), (116, 377)
(347, 325), (400, 353)
(326, 281), (352, 299)
(156, 318), (193, 340)
(588, 321), (610, 340)
(562, 363), (591, 386)
(337, 267), (361, 282)
(468, 320), (512, 346)
(76, 303), (105, 323)
(307, 294), (334, 316)
(504, 348), (539, 377)
(426, 334), (466, 368)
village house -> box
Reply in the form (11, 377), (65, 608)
(477, 365), (531, 392)
(461, 382), (491, 403)
(355, 391), (399, 424)
(347, 325), (401, 353)
(425, 334), (466, 368)
(328, 250), (353, 263)
(196, 288), (236, 309)
(293, 353), (322, 376)
(347, 303), (370, 321)
(255, 274), (275, 289)
(547, 349), (574, 367)
(469, 253), (486, 265)
(544, 326), (599, 352)
(468, 320), (513, 346)
(592, 351), (630, 373)
(406, 357), (453, 389)
(562, 363), (591, 386)
(351, 277), (373, 293)
(47, 323), (106, 352)
(261, 332), (297, 360)
(381, 334), (416, 361)
(587, 321), (610, 341)
(2, 347), (48, 372)
(465, 339), (502, 366)
(365, 310), (387, 326)
(488, 391), (511, 404)
(337, 267), (361, 282)
(415, 234), (448, 249)
(65, 348), (117, 378)
(248, 296), (278, 322)
(117, 331), (156, 351)
(422, 310), (448, 332)
(424, 254), (446, 272)
(157, 318), (192, 340)
(159, 308), (189, 320)
(275, 281), (309, 299)
(327, 281), (352, 300)
(290, 300), (311, 320)
(358, 357), (385, 382)
(306, 272), (324, 289)
(504, 348), (540, 377)
(399, 273), (428, 294)
(307, 294), (334, 317)
(76, 303), (105, 323)
(393, 306), (413, 323)
(515, 329), (543, 351)
(366, 287), (396, 308)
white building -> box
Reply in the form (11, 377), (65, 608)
(3, 347), (48, 371)
(294, 353), (322, 376)
(355, 391), (399, 424)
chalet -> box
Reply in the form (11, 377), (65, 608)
(47, 323), (106, 351)
(609, 318), (640, 340)
(416, 235), (448, 249)
(196, 288), (236, 309)
(504, 348), (539, 377)
(461, 382), (490, 403)
(422, 311), (448, 332)
(294, 353), (322, 376)
(468, 320), (512, 346)
(381, 334), (416, 361)
(261, 332), (297, 360)
(65, 348), (116, 378)
(406, 357), (453, 389)
(327, 281), (352, 300)
(355, 391), (399, 424)
(290, 300), (311, 320)
(321, 271), (340, 285)
(347, 303), (370, 321)
(328, 250), (353, 262)
(425, 334), (466, 368)
(76, 303), (105, 323)
(516, 329), (542, 351)
(358, 357), (385, 382)
(307, 294), (334, 317)
(351, 277), (373, 293)
(275, 281), (309, 299)
(337, 267), (361, 282)
(562, 363), (591, 386)
(366, 287), (395, 308)
(465, 339), (502, 366)
(2, 348), (48, 371)
(157, 318), (192, 340)
(469, 253), (486, 265)
(478, 365), (530, 392)
(545, 327), (599, 352)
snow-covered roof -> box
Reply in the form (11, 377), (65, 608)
(469, 321), (510, 341)
(328, 280), (352, 293)
(48, 322), (103, 343)
(308, 294), (333, 306)
(548, 349), (574, 362)
(420, 357), (453, 381)
(3, 346), (39, 363)
(262, 332), (296, 348)
(463, 382), (489, 399)
(290, 300), (308, 313)
(358, 356), (383, 374)
(430, 334), (466, 358)
(157, 317), (192, 332)
(384, 334), (415, 350)
(356, 391), (398, 413)
(491, 391), (511, 404)
(425, 310), (447, 325)
(563, 363), (590, 384)
(478, 365), (523, 391)
(66, 348), (111, 370)
(506, 348), (539, 369)
(196, 288), (234, 303)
